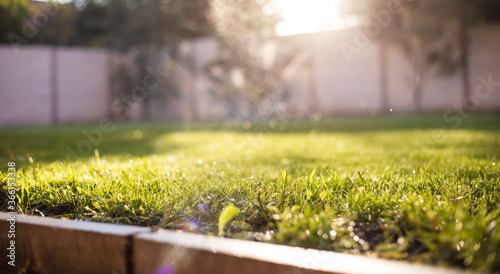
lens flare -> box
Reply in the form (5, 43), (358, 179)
(198, 204), (208, 212)
(272, 0), (344, 36)
(187, 220), (199, 231)
(153, 264), (174, 274)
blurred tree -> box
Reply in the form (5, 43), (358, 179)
(365, 0), (394, 113)
(367, 0), (462, 112)
(69, 0), (211, 49)
(460, 0), (500, 110)
(31, 2), (78, 45)
(458, 0), (470, 111)
(366, 0), (500, 112)
(0, 0), (31, 44)
(207, 0), (284, 118)
(470, 0), (500, 23)
(2, 0), (280, 120)
(382, 0), (463, 112)
(67, 0), (213, 120)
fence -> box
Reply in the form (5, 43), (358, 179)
(1, 24), (499, 126)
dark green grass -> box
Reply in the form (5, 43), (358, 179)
(1, 114), (499, 271)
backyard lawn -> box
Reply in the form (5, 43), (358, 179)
(1, 114), (499, 271)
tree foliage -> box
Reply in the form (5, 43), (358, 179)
(359, 0), (465, 111)
(0, 0), (30, 44)
(341, 0), (500, 112)
(67, 0), (214, 120)
(207, 0), (284, 117)
(67, 0), (211, 50)
(0, 0), (282, 120)
(31, 3), (79, 45)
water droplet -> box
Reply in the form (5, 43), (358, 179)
(473, 243), (481, 252)
(242, 121), (252, 130)
(265, 231), (272, 240)
(133, 129), (143, 139)
(330, 230), (337, 238)
(464, 255), (473, 266)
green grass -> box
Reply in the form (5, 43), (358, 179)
(1, 114), (499, 271)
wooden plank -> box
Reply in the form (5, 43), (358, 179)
(0, 212), (149, 274)
(0, 213), (468, 274)
(133, 229), (466, 274)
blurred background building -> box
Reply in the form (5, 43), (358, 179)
(1, 0), (499, 126)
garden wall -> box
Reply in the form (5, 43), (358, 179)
(0, 24), (499, 126)
(166, 23), (500, 120)
(0, 46), (112, 126)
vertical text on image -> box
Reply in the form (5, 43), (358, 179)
(6, 162), (17, 267)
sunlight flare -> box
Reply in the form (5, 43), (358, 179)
(272, 0), (344, 36)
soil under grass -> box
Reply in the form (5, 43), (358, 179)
(1, 114), (499, 271)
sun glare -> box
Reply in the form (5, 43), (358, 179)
(272, 0), (345, 36)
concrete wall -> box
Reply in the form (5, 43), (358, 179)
(0, 46), (112, 126)
(173, 23), (500, 120)
(468, 24), (500, 110)
(57, 48), (111, 123)
(387, 23), (500, 113)
(1, 24), (499, 126)
(0, 46), (53, 125)
(312, 30), (383, 114)
(148, 38), (229, 122)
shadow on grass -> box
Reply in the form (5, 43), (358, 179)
(0, 124), (183, 163)
(0, 113), (499, 164)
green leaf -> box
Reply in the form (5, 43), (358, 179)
(309, 168), (316, 183)
(280, 169), (288, 211)
(232, 221), (253, 230)
(306, 189), (313, 200)
(319, 190), (328, 201)
(218, 204), (240, 236)
(281, 169), (287, 183)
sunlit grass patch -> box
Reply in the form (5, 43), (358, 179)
(0, 114), (499, 271)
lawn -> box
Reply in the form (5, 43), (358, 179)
(1, 114), (499, 271)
